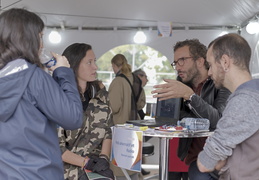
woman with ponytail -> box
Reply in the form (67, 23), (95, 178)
(108, 54), (145, 180)
(109, 54), (145, 124)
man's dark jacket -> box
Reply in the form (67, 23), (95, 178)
(178, 78), (231, 161)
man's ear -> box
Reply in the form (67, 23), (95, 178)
(196, 57), (206, 68)
(220, 54), (231, 72)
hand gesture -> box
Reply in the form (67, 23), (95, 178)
(151, 79), (194, 101)
(49, 52), (70, 71)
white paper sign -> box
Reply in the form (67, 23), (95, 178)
(158, 21), (172, 37)
(111, 127), (143, 171)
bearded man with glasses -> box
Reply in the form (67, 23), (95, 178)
(152, 39), (231, 180)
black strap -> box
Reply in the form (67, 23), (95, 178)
(118, 73), (143, 120)
(118, 74), (138, 102)
(132, 73), (142, 102)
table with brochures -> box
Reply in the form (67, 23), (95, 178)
(112, 125), (213, 180)
(143, 128), (213, 180)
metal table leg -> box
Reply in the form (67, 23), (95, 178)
(159, 137), (169, 180)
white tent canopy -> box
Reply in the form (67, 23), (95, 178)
(1, 0), (259, 76)
(2, 0), (258, 29)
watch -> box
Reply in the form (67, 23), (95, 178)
(189, 93), (196, 102)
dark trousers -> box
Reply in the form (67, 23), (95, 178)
(168, 172), (189, 180)
(188, 161), (218, 180)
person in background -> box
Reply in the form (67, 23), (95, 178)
(133, 68), (148, 120)
(133, 69), (150, 176)
(58, 43), (114, 180)
(109, 54), (145, 124)
(198, 33), (259, 179)
(0, 8), (83, 179)
(152, 39), (231, 180)
(109, 54), (145, 180)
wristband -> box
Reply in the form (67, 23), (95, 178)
(82, 156), (89, 169)
(184, 93), (195, 104)
(99, 154), (110, 162)
(189, 93), (195, 102)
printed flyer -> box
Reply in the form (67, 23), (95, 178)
(111, 127), (143, 172)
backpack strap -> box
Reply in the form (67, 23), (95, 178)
(118, 74), (137, 101)
(132, 73), (142, 102)
(118, 73), (143, 120)
(118, 73), (142, 102)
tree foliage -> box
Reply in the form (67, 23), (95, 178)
(96, 44), (177, 101)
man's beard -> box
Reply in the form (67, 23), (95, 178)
(213, 66), (225, 89)
(214, 75), (224, 89)
(180, 65), (200, 86)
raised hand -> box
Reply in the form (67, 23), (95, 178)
(152, 79), (194, 101)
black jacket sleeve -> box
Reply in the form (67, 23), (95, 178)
(177, 79), (231, 161)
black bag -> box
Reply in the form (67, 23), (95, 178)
(118, 73), (142, 120)
(138, 109), (145, 120)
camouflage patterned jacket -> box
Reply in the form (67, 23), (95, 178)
(58, 87), (114, 180)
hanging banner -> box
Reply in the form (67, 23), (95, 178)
(111, 127), (143, 172)
(158, 21), (172, 37)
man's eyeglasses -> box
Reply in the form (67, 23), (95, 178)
(171, 56), (193, 68)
